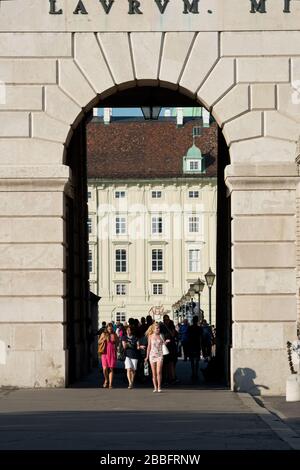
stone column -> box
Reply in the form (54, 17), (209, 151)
(0, 165), (70, 387)
(296, 162), (300, 328)
(225, 163), (299, 396)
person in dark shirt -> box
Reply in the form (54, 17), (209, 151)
(97, 321), (106, 336)
(179, 319), (189, 361)
(160, 315), (178, 385)
(122, 326), (141, 389)
(201, 319), (213, 359)
(139, 317), (148, 336)
(145, 315), (153, 333)
(188, 316), (202, 381)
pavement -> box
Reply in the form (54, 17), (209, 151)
(0, 360), (299, 451)
(256, 395), (300, 437)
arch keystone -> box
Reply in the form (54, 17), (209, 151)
(130, 33), (162, 80)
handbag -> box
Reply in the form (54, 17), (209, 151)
(160, 335), (169, 356)
(98, 335), (107, 355)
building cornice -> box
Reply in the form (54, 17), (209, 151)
(88, 177), (217, 186)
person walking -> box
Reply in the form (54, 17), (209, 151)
(160, 315), (178, 385)
(188, 316), (202, 382)
(136, 323), (148, 383)
(140, 317), (147, 336)
(98, 322), (118, 389)
(97, 321), (106, 336)
(179, 319), (189, 361)
(145, 322), (170, 393)
(201, 319), (213, 359)
(122, 325), (140, 389)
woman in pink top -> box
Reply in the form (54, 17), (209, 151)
(99, 323), (119, 389)
(145, 322), (170, 393)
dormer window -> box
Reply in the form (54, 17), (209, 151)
(183, 143), (205, 174)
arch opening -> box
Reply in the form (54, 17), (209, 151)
(64, 84), (232, 388)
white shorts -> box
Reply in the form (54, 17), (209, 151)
(125, 357), (138, 370)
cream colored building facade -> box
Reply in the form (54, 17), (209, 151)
(1, 0), (300, 394)
(88, 178), (217, 325)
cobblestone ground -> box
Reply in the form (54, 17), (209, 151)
(0, 361), (292, 450)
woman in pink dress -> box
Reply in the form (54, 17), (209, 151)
(99, 323), (118, 389)
(145, 322), (170, 393)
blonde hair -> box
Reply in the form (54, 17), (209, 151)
(145, 322), (160, 337)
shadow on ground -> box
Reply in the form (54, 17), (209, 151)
(0, 408), (290, 450)
(72, 358), (224, 390)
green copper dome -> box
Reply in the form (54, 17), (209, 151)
(186, 143), (202, 158)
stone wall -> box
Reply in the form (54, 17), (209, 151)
(0, 5), (299, 392)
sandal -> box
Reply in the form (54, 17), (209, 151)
(103, 382), (108, 388)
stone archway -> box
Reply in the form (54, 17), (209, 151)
(0, 30), (299, 394)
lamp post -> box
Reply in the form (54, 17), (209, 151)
(184, 293), (192, 323)
(188, 287), (196, 317)
(180, 296), (186, 319)
(192, 278), (205, 321)
(205, 267), (216, 325)
(174, 302), (180, 324)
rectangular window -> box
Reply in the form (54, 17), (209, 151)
(189, 191), (199, 198)
(189, 249), (201, 272)
(88, 250), (93, 273)
(152, 249), (163, 272)
(116, 312), (126, 323)
(152, 283), (163, 295)
(193, 126), (202, 137)
(87, 191), (92, 199)
(116, 249), (127, 272)
(189, 216), (200, 233)
(152, 216), (163, 234)
(152, 191), (162, 199)
(116, 284), (126, 296)
(189, 160), (200, 171)
(115, 191), (126, 199)
(87, 217), (92, 234)
(115, 216), (126, 235)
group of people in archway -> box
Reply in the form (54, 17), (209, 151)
(97, 314), (215, 392)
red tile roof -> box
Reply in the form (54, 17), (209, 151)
(87, 118), (218, 179)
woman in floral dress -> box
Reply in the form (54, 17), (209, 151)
(145, 322), (170, 393)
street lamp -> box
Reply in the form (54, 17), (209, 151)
(205, 267), (216, 325)
(184, 293), (192, 322)
(174, 302), (180, 323)
(188, 287), (196, 317)
(192, 278), (205, 321)
(141, 106), (161, 120)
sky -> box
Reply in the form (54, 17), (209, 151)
(94, 107), (203, 118)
